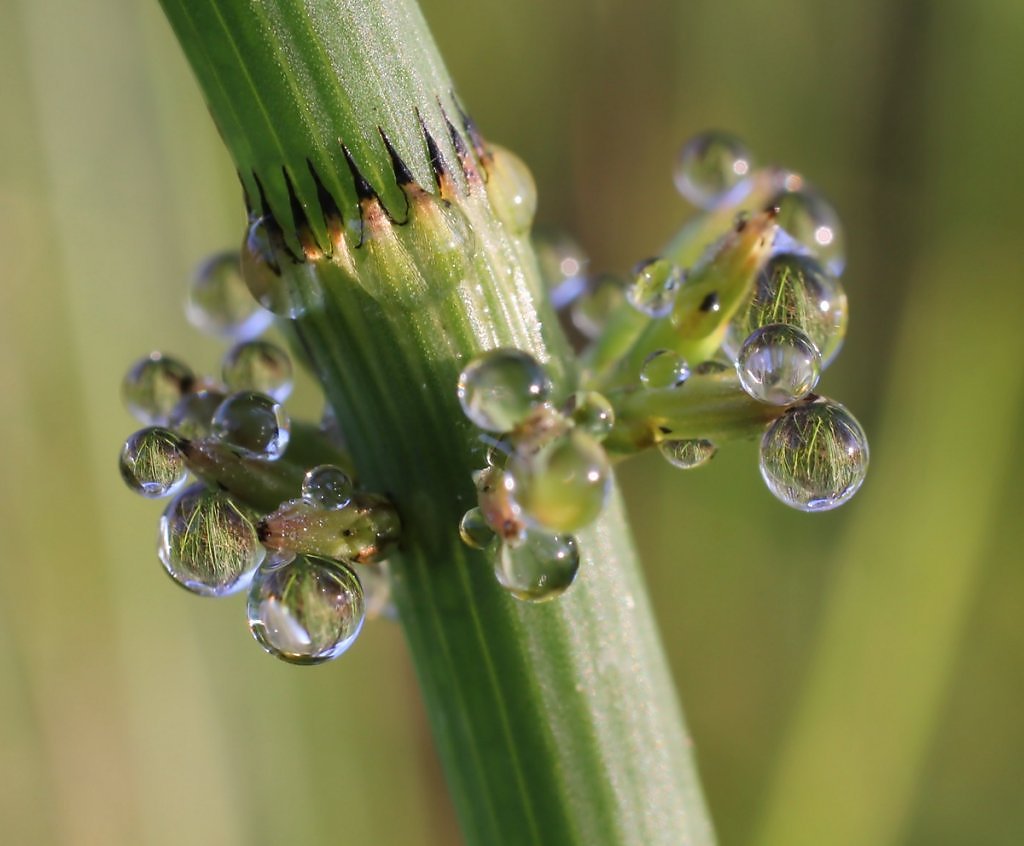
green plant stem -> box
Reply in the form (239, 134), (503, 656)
(158, 1), (715, 843)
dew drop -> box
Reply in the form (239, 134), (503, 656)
(674, 131), (754, 208)
(167, 389), (227, 440)
(759, 399), (869, 511)
(725, 252), (848, 368)
(771, 187), (846, 275)
(640, 350), (691, 390)
(567, 391), (615, 441)
(459, 507), (495, 550)
(533, 228), (589, 309)
(457, 348), (551, 433)
(211, 391), (290, 460)
(508, 431), (611, 533)
(627, 258), (684, 318)
(158, 483), (264, 596)
(570, 273), (626, 340)
(187, 250), (274, 339)
(222, 340), (294, 402)
(493, 531), (580, 602)
(301, 465), (354, 510)
(737, 324), (821, 405)
(247, 552), (365, 664)
(658, 438), (717, 469)
(486, 144), (537, 234)
(241, 216), (305, 318)
(122, 352), (194, 425)
(119, 427), (188, 498)
(693, 360), (731, 376)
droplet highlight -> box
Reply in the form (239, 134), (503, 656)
(759, 399), (869, 511)
(211, 391), (291, 460)
(119, 427), (188, 498)
(247, 552), (365, 664)
(457, 349), (551, 433)
(158, 483), (264, 596)
(736, 324), (821, 405)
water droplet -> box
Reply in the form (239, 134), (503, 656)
(725, 252), (848, 368)
(167, 389), (227, 440)
(484, 436), (513, 469)
(158, 483), (264, 596)
(759, 399), (869, 511)
(693, 360), (730, 375)
(627, 258), (684, 318)
(737, 324), (821, 405)
(187, 250), (274, 339)
(570, 273), (626, 339)
(247, 552), (365, 664)
(493, 531), (580, 602)
(122, 353), (194, 425)
(301, 465), (353, 510)
(567, 391), (615, 441)
(359, 562), (396, 621)
(459, 507), (495, 550)
(211, 391), (291, 460)
(508, 431), (611, 533)
(771, 187), (846, 275)
(457, 349), (551, 432)
(486, 144), (537, 234)
(674, 131), (754, 208)
(640, 350), (691, 389)
(221, 340), (294, 402)
(658, 438), (717, 469)
(119, 427), (188, 498)
(533, 228), (589, 308)
(241, 216), (305, 318)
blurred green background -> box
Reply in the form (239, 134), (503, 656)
(2, 0), (1022, 844)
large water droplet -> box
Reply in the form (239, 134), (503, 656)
(457, 349), (551, 432)
(759, 399), (869, 511)
(725, 252), (848, 368)
(486, 144), (537, 234)
(247, 552), (365, 664)
(658, 438), (717, 469)
(737, 324), (821, 405)
(241, 217), (305, 318)
(158, 483), (264, 596)
(508, 431), (611, 533)
(772, 186), (846, 276)
(187, 250), (274, 339)
(493, 532), (580, 602)
(122, 353), (194, 425)
(459, 507), (495, 550)
(211, 391), (290, 460)
(167, 389), (227, 440)
(119, 427), (188, 498)
(570, 273), (626, 340)
(301, 465), (353, 510)
(674, 131), (754, 208)
(627, 258), (684, 318)
(640, 350), (691, 389)
(568, 391), (615, 441)
(222, 340), (294, 402)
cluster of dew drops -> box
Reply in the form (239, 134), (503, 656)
(452, 131), (868, 601)
(119, 250), (397, 666)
